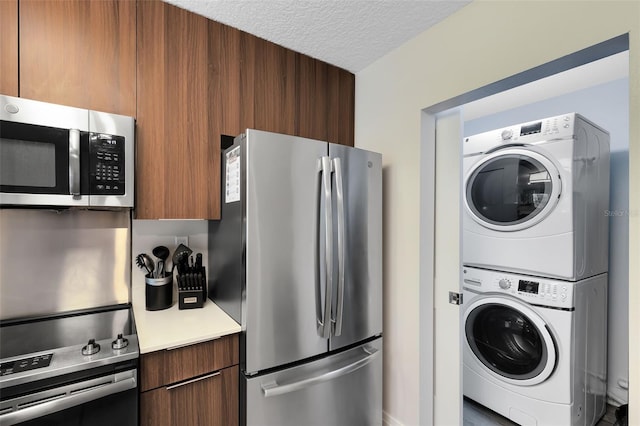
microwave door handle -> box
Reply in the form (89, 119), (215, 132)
(68, 129), (80, 196)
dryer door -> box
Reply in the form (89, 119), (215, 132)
(463, 296), (557, 386)
(465, 148), (561, 231)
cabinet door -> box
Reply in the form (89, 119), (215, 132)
(136, 0), (219, 219)
(19, 0), (135, 115)
(0, 0), (18, 96)
(141, 365), (239, 426)
(296, 55), (328, 142)
(327, 66), (355, 147)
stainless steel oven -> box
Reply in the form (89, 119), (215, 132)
(0, 306), (139, 425)
(0, 94), (134, 208)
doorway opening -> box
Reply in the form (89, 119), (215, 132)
(419, 34), (630, 425)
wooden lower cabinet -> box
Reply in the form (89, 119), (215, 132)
(140, 334), (239, 426)
(140, 365), (238, 426)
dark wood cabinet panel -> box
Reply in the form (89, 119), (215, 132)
(253, 38), (296, 135)
(296, 54), (328, 142)
(136, 0), (220, 219)
(140, 335), (239, 426)
(326, 65), (355, 147)
(136, 0), (354, 219)
(19, 0), (135, 115)
(141, 365), (239, 426)
(140, 334), (238, 392)
(0, 0), (18, 96)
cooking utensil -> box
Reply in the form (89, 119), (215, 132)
(156, 260), (165, 278)
(171, 244), (192, 273)
(135, 253), (155, 277)
(152, 245), (170, 276)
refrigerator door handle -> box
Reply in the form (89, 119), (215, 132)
(260, 346), (380, 398)
(316, 156), (333, 339)
(332, 157), (345, 336)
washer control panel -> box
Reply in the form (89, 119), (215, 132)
(462, 266), (573, 308)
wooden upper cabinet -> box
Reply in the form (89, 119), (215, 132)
(19, 0), (135, 116)
(136, 0), (354, 219)
(0, 0), (18, 96)
(253, 38), (296, 135)
(137, 0), (220, 219)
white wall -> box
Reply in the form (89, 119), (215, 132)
(131, 220), (209, 286)
(354, 2), (640, 425)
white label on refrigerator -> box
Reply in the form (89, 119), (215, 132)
(225, 146), (241, 203)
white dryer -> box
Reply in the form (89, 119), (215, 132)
(462, 266), (607, 426)
(462, 113), (610, 281)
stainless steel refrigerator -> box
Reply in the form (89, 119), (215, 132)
(209, 129), (382, 426)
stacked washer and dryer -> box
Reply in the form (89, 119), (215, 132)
(461, 113), (610, 426)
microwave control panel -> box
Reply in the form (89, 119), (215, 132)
(89, 134), (126, 195)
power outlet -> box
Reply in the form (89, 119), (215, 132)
(175, 236), (189, 247)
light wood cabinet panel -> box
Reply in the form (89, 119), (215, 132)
(19, 0), (135, 115)
(0, 0), (18, 96)
(141, 365), (239, 426)
(140, 334), (238, 392)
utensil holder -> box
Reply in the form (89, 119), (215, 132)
(145, 274), (173, 311)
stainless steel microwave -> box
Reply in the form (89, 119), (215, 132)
(0, 95), (134, 208)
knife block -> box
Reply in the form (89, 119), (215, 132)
(177, 267), (206, 310)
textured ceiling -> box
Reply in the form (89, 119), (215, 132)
(163, 0), (472, 73)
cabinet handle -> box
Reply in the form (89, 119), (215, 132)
(166, 371), (221, 390)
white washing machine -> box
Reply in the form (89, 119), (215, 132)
(462, 113), (610, 281)
(462, 266), (608, 426)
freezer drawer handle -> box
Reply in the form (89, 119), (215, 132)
(260, 346), (379, 398)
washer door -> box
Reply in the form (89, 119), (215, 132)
(465, 148), (561, 231)
(464, 296), (557, 386)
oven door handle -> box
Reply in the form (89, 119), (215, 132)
(0, 371), (136, 426)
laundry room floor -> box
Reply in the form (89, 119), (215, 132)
(463, 397), (618, 426)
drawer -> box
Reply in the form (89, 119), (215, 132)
(141, 333), (238, 391)
(141, 364), (239, 426)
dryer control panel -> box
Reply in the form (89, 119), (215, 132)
(463, 113), (579, 156)
(462, 266), (574, 309)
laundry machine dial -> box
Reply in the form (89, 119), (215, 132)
(501, 129), (513, 140)
(498, 278), (511, 290)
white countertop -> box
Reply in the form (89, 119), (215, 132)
(132, 280), (241, 354)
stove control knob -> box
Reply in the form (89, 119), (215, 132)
(112, 334), (129, 350)
(82, 339), (101, 356)
(498, 278), (511, 290)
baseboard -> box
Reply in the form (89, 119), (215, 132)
(383, 410), (405, 426)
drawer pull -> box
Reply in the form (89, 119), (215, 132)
(166, 371), (221, 390)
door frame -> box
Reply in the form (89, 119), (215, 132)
(419, 34), (630, 425)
